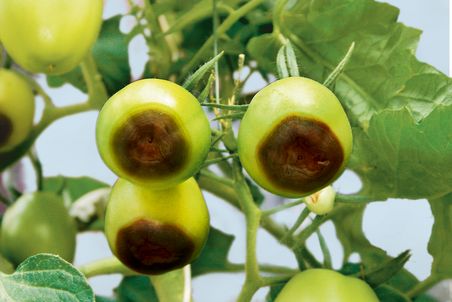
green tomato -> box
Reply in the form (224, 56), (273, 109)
(0, 0), (103, 75)
(275, 269), (379, 302)
(0, 69), (35, 152)
(238, 77), (352, 198)
(96, 79), (211, 190)
(105, 177), (210, 275)
(0, 192), (77, 266)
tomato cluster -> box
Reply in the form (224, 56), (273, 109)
(96, 79), (211, 274)
(0, 0), (103, 266)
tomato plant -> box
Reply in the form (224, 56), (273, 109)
(0, 192), (76, 265)
(275, 269), (379, 302)
(0, 69), (34, 151)
(0, 1), (449, 302)
(0, 0), (103, 75)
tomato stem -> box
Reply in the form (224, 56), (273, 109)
(80, 54), (108, 110)
(181, 0), (265, 78)
(262, 199), (306, 216)
(406, 274), (443, 298)
(78, 257), (137, 278)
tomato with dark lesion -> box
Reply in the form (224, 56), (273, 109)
(96, 79), (211, 190)
(104, 177), (210, 275)
(238, 77), (353, 198)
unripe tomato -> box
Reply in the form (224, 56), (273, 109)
(105, 177), (210, 275)
(0, 69), (35, 151)
(96, 79), (211, 190)
(238, 77), (352, 198)
(275, 269), (379, 302)
(0, 0), (103, 75)
(0, 192), (77, 265)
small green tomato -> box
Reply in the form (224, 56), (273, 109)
(0, 69), (35, 152)
(305, 185), (336, 215)
(275, 269), (379, 302)
(0, 0), (103, 75)
(0, 192), (77, 266)
(96, 79), (211, 190)
(104, 177), (210, 275)
(238, 77), (352, 198)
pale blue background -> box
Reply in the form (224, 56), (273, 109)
(22, 0), (450, 301)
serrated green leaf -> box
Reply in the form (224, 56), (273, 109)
(428, 193), (452, 277)
(47, 16), (131, 96)
(351, 106), (452, 200)
(191, 227), (235, 276)
(150, 267), (191, 302)
(116, 276), (158, 302)
(0, 254), (94, 302)
(249, 0), (451, 126)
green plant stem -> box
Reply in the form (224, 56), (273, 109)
(181, 0), (264, 78)
(226, 263), (298, 275)
(78, 257), (136, 278)
(281, 207), (311, 243)
(201, 154), (238, 168)
(261, 274), (293, 287)
(0, 101), (92, 172)
(143, 1), (172, 77)
(262, 199), (305, 216)
(28, 148), (43, 191)
(232, 158), (263, 302)
(406, 274), (443, 298)
(80, 54), (108, 109)
(201, 103), (249, 111)
(292, 216), (326, 250)
(273, 0), (289, 36)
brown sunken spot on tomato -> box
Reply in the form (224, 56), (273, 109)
(112, 110), (189, 179)
(0, 113), (13, 147)
(116, 219), (195, 275)
(258, 116), (343, 194)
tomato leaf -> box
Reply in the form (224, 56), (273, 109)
(42, 176), (108, 203)
(116, 276), (158, 302)
(0, 254), (94, 302)
(191, 227), (235, 276)
(427, 193), (452, 278)
(351, 106), (452, 200)
(47, 16), (131, 97)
